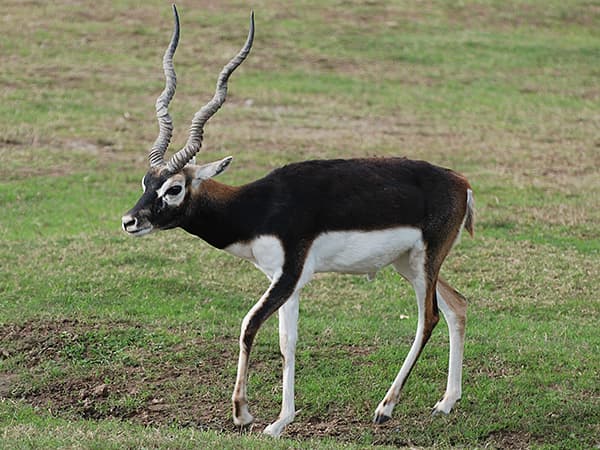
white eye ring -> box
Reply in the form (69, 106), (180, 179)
(165, 185), (183, 197)
(161, 182), (186, 206)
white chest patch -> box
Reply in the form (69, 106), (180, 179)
(224, 236), (285, 280)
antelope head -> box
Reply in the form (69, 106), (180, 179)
(122, 5), (254, 236)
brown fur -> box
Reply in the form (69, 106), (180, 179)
(195, 178), (239, 203)
(437, 277), (467, 333)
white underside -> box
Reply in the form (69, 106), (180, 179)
(224, 227), (423, 280)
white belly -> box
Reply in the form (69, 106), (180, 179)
(309, 227), (422, 274)
(224, 227), (423, 279)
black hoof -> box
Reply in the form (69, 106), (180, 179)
(373, 413), (392, 425)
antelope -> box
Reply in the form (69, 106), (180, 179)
(121, 5), (474, 438)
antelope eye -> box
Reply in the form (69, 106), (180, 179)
(166, 185), (183, 196)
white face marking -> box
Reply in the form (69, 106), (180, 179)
(157, 175), (186, 207)
(128, 225), (154, 237)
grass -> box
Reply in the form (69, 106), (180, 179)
(1, 0), (599, 448)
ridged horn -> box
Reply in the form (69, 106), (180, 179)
(148, 4), (180, 168)
(165, 11), (254, 174)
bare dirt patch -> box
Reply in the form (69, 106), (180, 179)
(0, 318), (394, 444)
(0, 319), (234, 429)
(485, 430), (534, 449)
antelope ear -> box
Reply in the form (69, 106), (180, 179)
(193, 156), (233, 183)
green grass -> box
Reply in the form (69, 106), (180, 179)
(1, 0), (599, 448)
(1, 401), (373, 450)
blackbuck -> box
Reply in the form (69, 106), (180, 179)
(122, 6), (474, 438)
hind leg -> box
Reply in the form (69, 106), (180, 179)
(432, 277), (466, 414)
(373, 247), (440, 423)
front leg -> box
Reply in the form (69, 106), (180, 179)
(263, 291), (300, 437)
(232, 270), (300, 427)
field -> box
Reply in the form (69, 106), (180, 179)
(1, 0), (599, 448)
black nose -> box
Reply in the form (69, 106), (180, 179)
(122, 215), (137, 231)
